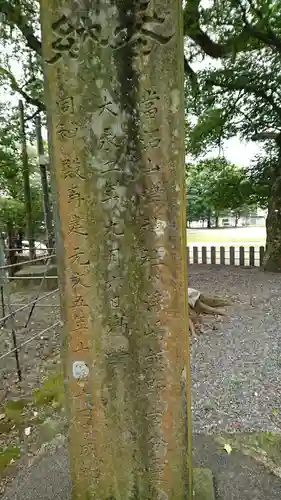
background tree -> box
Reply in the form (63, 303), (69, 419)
(0, 1), (278, 267)
(0, 102), (45, 255)
(187, 157), (254, 227)
(183, 0), (281, 271)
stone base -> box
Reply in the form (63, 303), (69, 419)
(193, 468), (216, 500)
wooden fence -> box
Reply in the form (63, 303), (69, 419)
(187, 245), (265, 267)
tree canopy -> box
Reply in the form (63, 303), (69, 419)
(182, 0), (281, 271)
(187, 157), (254, 225)
(183, 0), (281, 153)
(0, 0), (280, 269)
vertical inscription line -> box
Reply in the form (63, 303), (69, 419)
(40, 0), (190, 498)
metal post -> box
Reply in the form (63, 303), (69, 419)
(19, 99), (35, 261)
(35, 114), (54, 254)
(0, 237), (21, 381)
(0, 237), (6, 325)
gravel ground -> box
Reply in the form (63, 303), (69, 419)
(0, 284), (61, 403)
(190, 264), (281, 434)
(1, 264), (281, 435)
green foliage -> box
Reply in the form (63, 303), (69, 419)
(0, 446), (21, 473)
(0, 0), (43, 116)
(246, 145), (277, 208)
(0, 100), (45, 236)
(184, 0), (281, 210)
(33, 372), (64, 409)
(187, 157), (254, 224)
(0, 197), (25, 231)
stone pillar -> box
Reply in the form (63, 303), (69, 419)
(40, 1), (191, 498)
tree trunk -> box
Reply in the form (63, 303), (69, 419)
(6, 227), (18, 277)
(207, 213), (211, 228)
(41, 1), (192, 499)
(263, 141), (281, 272)
(19, 100), (36, 260)
(16, 230), (23, 252)
(215, 215), (219, 228)
(235, 214), (239, 227)
(36, 114), (54, 254)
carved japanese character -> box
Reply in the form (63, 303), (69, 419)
(68, 214), (88, 236)
(57, 96), (74, 114)
(61, 158), (85, 180)
(98, 96), (117, 117)
(69, 247), (90, 266)
(68, 185), (83, 206)
(56, 122), (78, 140)
(70, 271), (90, 289)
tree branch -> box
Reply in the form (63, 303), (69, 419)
(0, 0), (42, 55)
(251, 131), (280, 142)
(184, 56), (199, 94)
(0, 67), (45, 111)
(183, 0), (278, 59)
(236, 0), (281, 54)
(183, 0), (254, 58)
(207, 75), (281, 117)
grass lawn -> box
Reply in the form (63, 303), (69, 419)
(187, 226), (266, 245)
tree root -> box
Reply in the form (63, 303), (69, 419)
(188, 292), (231, 336)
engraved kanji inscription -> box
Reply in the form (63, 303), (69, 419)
(61, 158), (85, 180)
(70, 270), (91, 289)
(47, 3), (175, 64)
(68, 214), (88, 236)
(139, 89), (160, 117)
(98, 96), (118, 117)
(56, 121), (78, 140)
(57, 95), (75, 114)
(139, 89), (161, 148)
(69, 247), (90, 266)
(67, 184), (85, 207)
(72, 294), (87, 308)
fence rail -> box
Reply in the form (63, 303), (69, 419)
(0, 242), (58, 382)
(187, 245), (265, 267)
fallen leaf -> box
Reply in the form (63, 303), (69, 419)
(0, 413), (5, 420)
(272, 410), (278, 416)
(33, 411), (38, 418)
(24, 427), (31, 436)
(224, 443), (232, 454)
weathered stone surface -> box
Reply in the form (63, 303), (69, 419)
(40, 0), (190, 498)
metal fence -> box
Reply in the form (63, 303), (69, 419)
(0, 242), (267, 386)
(0, 242), (60, 385)
(187, 245), (265, 267)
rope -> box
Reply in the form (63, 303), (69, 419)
(0, 288), (59, 324)
(0, 321), (62, 362)
(0, 254), (56, 270)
